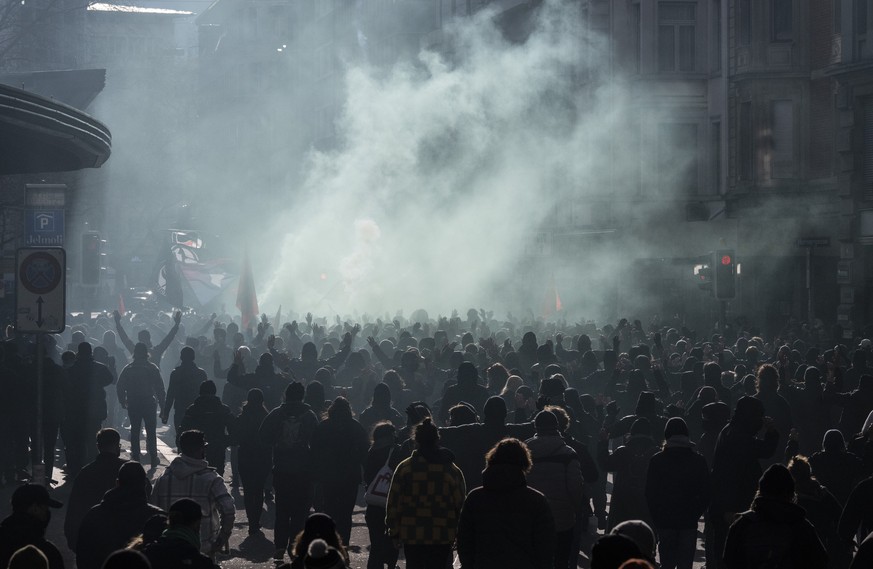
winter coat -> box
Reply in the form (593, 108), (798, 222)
(117, 358), (166, 410)
(386, 447), (466, 545)
(440, 421), (537, 490)
(150, 454), (235, 551)
(825, 377), (873, 439)
(440, 382), (490, 423)
(228, 363), (289, 411)
(234, 405), (270, 451)
(598, 434), (657, 531)
(166, 362), (207, 418)
(359, 404), (404, 434)
(180, 395), (234, 449)
(457, 464), (556, 569)
(645, 438), (711, 530)
(809, 450), (863, 505)
(755, 390), (793, 465)
(710, 422), (779, 515)
(310, 416), (369, 486)
(63, 453), (128, 549)
(723, 496), (827, 569)
(258, 400), (319, 475)
(0, 512), (65, 569)
(839, 475), (873, 542)
(75, 486), (165, 569)
(143, 529), (218, 569)
(794, 479), (848, 569)
(525, 433), (585, 532)
(67, 357), (114, 424)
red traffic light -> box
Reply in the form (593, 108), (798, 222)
(721, 255), (732, 266)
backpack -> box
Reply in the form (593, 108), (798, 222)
(364, 447), (395, 507)
(277, 412), (306, 450)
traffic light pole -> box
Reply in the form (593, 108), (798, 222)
(719, 300), (726, 337)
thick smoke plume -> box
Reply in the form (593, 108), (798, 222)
(263, 0), (648, 317)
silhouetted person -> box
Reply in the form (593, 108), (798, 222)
(0, 484), (64, 569)
(117, 342), (166, 467)
(259, 381), (319, 562)
(63, 428), (127, 550)
(75, 462), (164, 569)
(809, 429), (863, 506)
(143, 498), (219, 569)
(439, 362), (489, 425)
(114, 310), (181, 370)
(707, 396), (779, 569)
(162, 346), (207, 438)
(363, 422), (401, 569)
(310, 396), (369, 545)
(359, 382), (404, 434)
(65, 342), (114, 473)
(228, 350), (289, 411)
(180, 381), (233, 475)
(150, 431), (234, 556)
(645, 417), (710, 569)
(235, 388), (272, 535)
(723, 464), (826, 569)
(457, 437), (556, 569)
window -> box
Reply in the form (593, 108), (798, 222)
(658, 123), (699, 195)
(658, 2), (696, 72)
(739, 102), (753, 180)
(771, 0), (793, 41)
(770, 100), (794, 178)
(738, 0), (751, 46)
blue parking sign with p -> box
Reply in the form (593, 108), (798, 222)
(25, 209), (64, 246)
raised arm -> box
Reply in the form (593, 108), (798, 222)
(152, 311), (182, 359)
(113, 310), (136, 355)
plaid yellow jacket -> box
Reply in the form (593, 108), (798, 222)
(385, 449), (466, 545)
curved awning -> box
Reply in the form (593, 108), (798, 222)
(0, 83), (111, 174)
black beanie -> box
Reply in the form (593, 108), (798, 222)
(534, 410), (560, 433)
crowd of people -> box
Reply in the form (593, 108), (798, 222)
(1, 307), (873, 568)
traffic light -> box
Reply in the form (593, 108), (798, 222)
(81, 232), (101, 285)
(695, 262), (713, 292)
(715, 249), (736, 299)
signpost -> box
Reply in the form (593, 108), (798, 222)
(16, 247), (65, 485)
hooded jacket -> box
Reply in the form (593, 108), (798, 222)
(386, 447), (466, 544)
(710, 419), (779, 515)
(258, 400), (319, 474)
(598, 433), (657, 531)
(116, 358), (166, 410)
(645, 437), (711, 529)
(180, 395), (234, 449)
(457, 464), (556, 569)
(63, 453), (128, 549)
(75, 486), (165, 569)
(149, 454), (234, 551)
(723, 496), (827, 569)
(0, 512), (65, 569)
(525, 433), (584, 532)
(166, 361), (207, 419)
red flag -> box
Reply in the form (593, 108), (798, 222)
(236, 249), (259, 330)
(117, 294), (126, 317)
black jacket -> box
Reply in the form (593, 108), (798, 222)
(75, 486), (165, 569)
(311, 416), (369, 486)
(166, 362), (207, 418)
(710, 423), (779, 515)
(457, 464), (556, 569)
(645, 441), (711, 529)
(839, 475), (873, 542)
(63, 453), (128, 548)
(724, 496), (827, 569)
(180, 395), (234, 448)
(144, 533), (218, 569)
(0, 512), (65, 569)
(259, 400), (319, 474)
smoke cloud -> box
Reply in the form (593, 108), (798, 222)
(262, 0), (651, 317)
